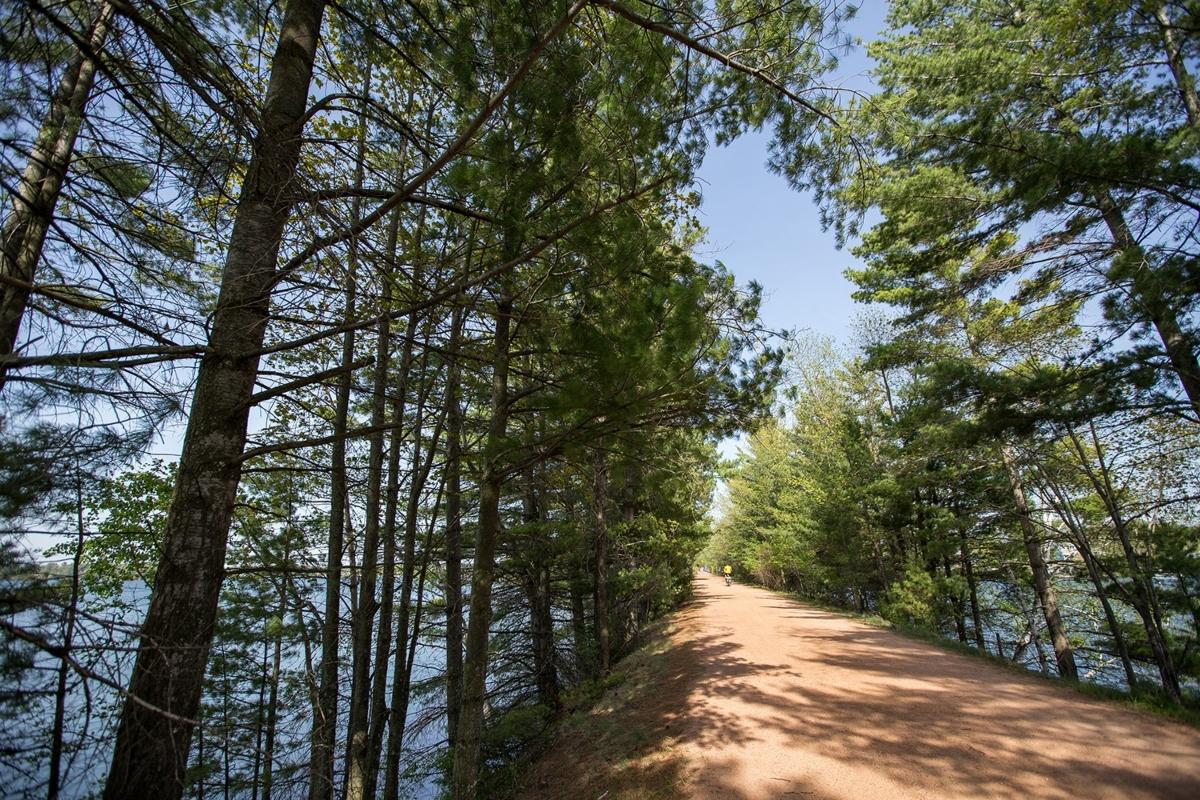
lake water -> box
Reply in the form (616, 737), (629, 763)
(2, 579), (453, 799)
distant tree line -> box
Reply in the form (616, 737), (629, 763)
(0, 1), (850, 798)
(709, 0), (1200, 704)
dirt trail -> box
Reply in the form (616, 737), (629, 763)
(525, 573), (1200, 799)
(671, 574), (1200, 799)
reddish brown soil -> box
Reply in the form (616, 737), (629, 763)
(520, 573), (1200, 800)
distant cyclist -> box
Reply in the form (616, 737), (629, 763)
(723, 564), (732, 586)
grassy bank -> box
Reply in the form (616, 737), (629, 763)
(511, 614), (692, 800)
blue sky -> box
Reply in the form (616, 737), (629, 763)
(700, 2), (887, 465)
(695, 1), (887, 346)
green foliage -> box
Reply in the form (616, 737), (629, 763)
(0, 423), (59, 519)
(43, 460), (175, 598)
(74, 153), (153, 199)
(714, 337), (890, 606)
(881, 563), (939, 629)
(779, 0), (1200, 421)
(477, 704), (556, 797)
(483, 703), (554, 760)
(1, 0), (846, 795)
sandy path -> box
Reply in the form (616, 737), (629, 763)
(665, 573), (1200, 799)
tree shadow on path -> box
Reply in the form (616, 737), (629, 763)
(679, 580), (1200, 800)
(519, 578), (1200, 800)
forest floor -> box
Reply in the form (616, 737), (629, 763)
(516, 572), (1200, 800)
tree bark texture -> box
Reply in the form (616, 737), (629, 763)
(0, 2), (113, 389)
(593, 451), (611, 675)
(959, 530), (986, 651)
(449, 295), (511, 800)
(103, 2), (326, 796)
(383, 406), (445, 800)
(1000, 445), (1079, 681)
(344, 209), (401, 800)
(523, 478), (559, 709)
(308, 50), (371, 800)
(443, 303), (466, 752)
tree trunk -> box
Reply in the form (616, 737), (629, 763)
(443, 303), (466, 751)
(570, 572), (589, 679)
(1094, 188), (1200, 418)
(344, 209), (401, 800)
(361, 408), (405, 800)
(364, 216), (426, 800)
(383, 464), (444, 800)
(946, 554), (968, 644)
(528, 558), (558, 707)
(593, 450), (611, 675)
(959, 530), (986, 650)
(0, 2), (113, 389)
(523, 477), (559, 709)
(48, 473), (87, 800)
(1032, 462), (1138, 691)
(104, 3), (326, 797)
(262, 620), (282, 800)
(1000, 445), (1079, 681)
(308, 50), (371, 800)
(1030, 602), (1052, 675)
(221, 650), (234, 799)
(374, 340), (435, 795)
(449, 294), (511, 799)
(562, 498), (591, 678)
(1078, 533), (1138, 691)
(1153, 2), (1200, 129)
(1069, 423), (1182, 702)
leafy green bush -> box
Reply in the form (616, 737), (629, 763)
(881, 563), (939, 629)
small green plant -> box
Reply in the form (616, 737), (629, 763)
(880, 563), (938, 629)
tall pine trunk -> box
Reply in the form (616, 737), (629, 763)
(523, 473), (559, 709)
(104, 3), (326, 796)
(364, 212), (428, 800)
(0, 2), (113, 388)
(1076, 531), (1138, 691)
(49, 471), (87, 800)
(1033, 463), (1139, 691)
(308, 51), (371, 800)
(1069, 423), (1182, 702)
(946, 554), (968, 644)
(959, 529), (986, 651)
(262, 596), (283, 800)
(449, 294), (511, 799)
(592, 451), (611, 675)
(362, 356), (415, 800)
(443, 303), (466, 751)
(344, 208), (402, 800)
(527, 557), (558, 708)
(570, 567), (590, 679)
(1000, 445), (1078, 681)
(382, 392), (446, 800)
